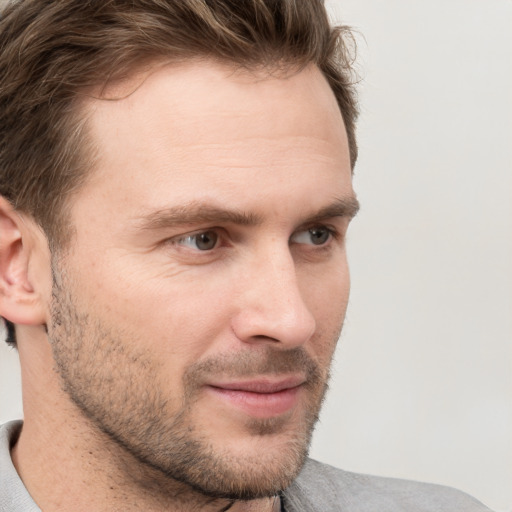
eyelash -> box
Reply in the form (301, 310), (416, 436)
(171, 230), (224, 251)
(168, 224), (340, 253)
(291, 225), (340, 246)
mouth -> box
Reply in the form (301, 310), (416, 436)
(205, 376), (306, 418)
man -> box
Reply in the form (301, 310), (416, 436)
(0, 1), (493, 511)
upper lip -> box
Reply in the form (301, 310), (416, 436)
(208, 376), (306, 394)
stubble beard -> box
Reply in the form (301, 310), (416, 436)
(48, 271), (335, 501)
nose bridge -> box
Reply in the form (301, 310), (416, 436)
(232, 242), (316, 347)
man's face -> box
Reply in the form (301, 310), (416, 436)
(48, 61), (356, 499)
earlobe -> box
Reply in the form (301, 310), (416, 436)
(0, 197), (48, 327)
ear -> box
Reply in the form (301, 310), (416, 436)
(0, 197), (50, 327)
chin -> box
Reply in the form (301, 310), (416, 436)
(178, 440), (309, 500)
(125, 413), (315, 501)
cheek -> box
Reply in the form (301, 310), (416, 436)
(300, 258), (350, 323)
(300, 260), (349, 361)
(92, 264), (237, 361)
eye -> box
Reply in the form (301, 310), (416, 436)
(291, 226), (333, 246)
(174, 230), (219, 251)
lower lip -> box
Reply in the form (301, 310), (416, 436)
(206, 386), (302, 418)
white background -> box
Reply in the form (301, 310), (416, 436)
(1, 1), (511, 511)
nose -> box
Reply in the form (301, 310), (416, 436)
(231, 247), (316, 348)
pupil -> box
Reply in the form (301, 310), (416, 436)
(196, 231), (217, 250)
(310, 227), (329, 245)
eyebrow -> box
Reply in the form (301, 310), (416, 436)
(304, 196), (360, 225)
(135, 196), (360, 232)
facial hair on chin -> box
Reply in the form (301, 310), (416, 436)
(48, 270), (334, 501)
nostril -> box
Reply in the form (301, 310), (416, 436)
(251, 334), (280, 343)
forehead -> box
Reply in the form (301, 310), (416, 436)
(74, 60), (351, 225)
(86, 60), (348, 152)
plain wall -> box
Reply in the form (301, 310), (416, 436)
(1, 1), (511, 511)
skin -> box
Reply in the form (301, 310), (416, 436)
(1, 61), (357, 512)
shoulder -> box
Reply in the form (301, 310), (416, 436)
(283, 458), (494, 512)
(0, 421), (41, 512)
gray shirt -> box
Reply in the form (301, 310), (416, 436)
(0, 421), (493, 511)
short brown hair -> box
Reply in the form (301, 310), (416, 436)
(0, 0), (358, 344)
